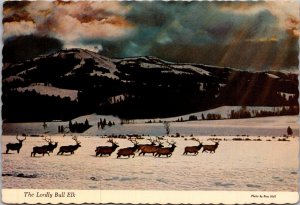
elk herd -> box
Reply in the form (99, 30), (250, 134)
(4, 135), (220, 158)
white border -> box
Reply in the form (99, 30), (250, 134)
(2, 189), (299, 204)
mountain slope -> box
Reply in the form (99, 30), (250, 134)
(2, 48), (298, 122)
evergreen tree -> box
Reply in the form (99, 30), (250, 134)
(287, 126), (293, 136)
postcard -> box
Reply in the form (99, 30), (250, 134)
(2, 0), (299, 204)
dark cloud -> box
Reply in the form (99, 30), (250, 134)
(3, 12), (34, 23)
(2, 1), (298, 70)
(3, 35), (63, 63)
(3, 1), (30, 10)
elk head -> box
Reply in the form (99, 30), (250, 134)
(44, 136), (58, 146)
(147, 138), (156, 145)
(108, 139), (119, 148)
(155, 138), (164, 147)
(72, 136), (81, 147)
(166, 140), (176, 147)
(129, 138), (138, 145)
(210, 139), (220, 145)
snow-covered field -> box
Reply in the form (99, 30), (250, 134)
(3, 114), (299, 136)
(2, 135), (298, 191)
(2, 115), (298, 191)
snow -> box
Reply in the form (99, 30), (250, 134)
(108, 94), (126, 104)
(266, 73), (280, 79)
(163, 106), (292, 121)
(278, 92), (296, 101)
(199, 83), (205, 91)
(61, 49), (119, 79)
(140, 62), (164, 69)
(18, 66), (37, 75)
(17, 85), (78, 101)
(3, 76), (24, 83)
(73, 59), (86, 70)
(171, 64), (211, 76)
(90, 71), (119, 80)
(3, 114), (298, 137)
(2, 135), (298, 191)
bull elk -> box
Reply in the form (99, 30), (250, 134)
(6, 135), (26, 154)
(57, 136), (81, 155)
(31, 136), (58, 157)
(44, 136), (58, 153)
(136, 138), (157, 152)
(139, 139), (164, 156)
(95, 139), (119, 157)
(183, 138), (203, 155)
(117, 139), (139, 158)
(202, 140), (219, 153)
(155, 140), (176, 157)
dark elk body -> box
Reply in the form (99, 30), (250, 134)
(6, 135), (26, 154)
(183, 139), (203, 155)
(155, 140), (176, 157)
(202, 141), (219, 153)
(95, 139), (119, 157)
(31, 146), (49, 157)
(31, 137), (58, 157)
(117, 139), (139, 158)
(57, 136), (81, 155)
(136, 138), (156, 152)
(139, 139), (164, 156)
(47, 142), (58, 153)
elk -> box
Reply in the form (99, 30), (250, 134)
(183, 138), (203, 155)
(31, 146), (49, 157)
(6, 135), (26, 154)
(139, 139), (164, 156)
(95, 139), (119, 157)
(202, 140), (219, 153)
(155, 140), (176, 157)
(42, 136), (58, 153)
(117, 139), (139, 158)
(136, 138), (157, 152)
(31, 136), (58, 157)
(57, 136), (81, 155)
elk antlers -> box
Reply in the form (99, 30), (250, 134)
(107, 138), (118, 145)
(128, 138), (138, 145)
(43, 136), (53, 143)
(16, 134), (26, 141)
(72, 136), (81, 144)
(166, 139), (176, 145)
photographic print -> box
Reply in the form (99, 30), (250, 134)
(2, 0), (299, 204)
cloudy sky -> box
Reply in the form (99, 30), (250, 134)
(3, 1), (299, 71)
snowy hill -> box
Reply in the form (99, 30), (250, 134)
(2, 48), (298, 122)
